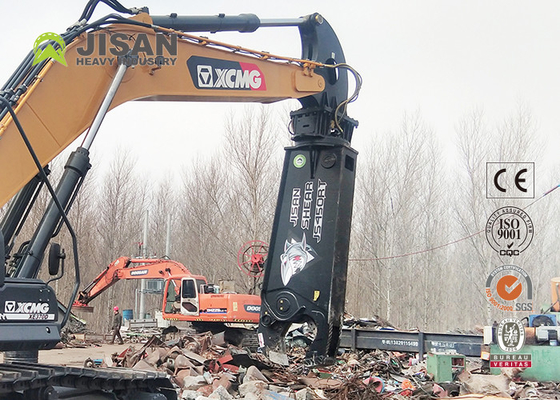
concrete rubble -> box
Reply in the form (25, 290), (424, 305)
(66, 330), (560, 400)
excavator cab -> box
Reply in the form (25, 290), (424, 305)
(180, 277), (200, 315)
(162, 277), (204, 316)
(164, 279), (179, 314)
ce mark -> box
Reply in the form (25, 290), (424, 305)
(486, 162), (534, 199)
(494, 168), (528, 193)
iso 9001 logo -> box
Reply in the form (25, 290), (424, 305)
(486, 206), (533, 257)
(485, 265), (533, 312)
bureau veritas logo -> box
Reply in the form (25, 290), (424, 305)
(497, 318), (525, 352)
(490, 353), (531, 368)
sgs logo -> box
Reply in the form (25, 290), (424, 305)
(485, 265), (533, 312)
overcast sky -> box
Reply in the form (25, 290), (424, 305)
(1, 1), (560, 187)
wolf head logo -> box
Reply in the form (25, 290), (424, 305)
(280, 234), (316, 285)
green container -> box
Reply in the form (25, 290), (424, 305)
(427, 353), (466, 382)
(490, 344), (560, 382)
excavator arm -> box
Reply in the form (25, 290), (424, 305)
(73, 256), (200, 307)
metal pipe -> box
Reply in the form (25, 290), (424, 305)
(258, 18), (305, 27)
(15, 148), (90, 278)
(1, 172), (45, 254)
(150, 14), (306, 33)
(81, 63), (128, 150)
(151, 14), (261, 33)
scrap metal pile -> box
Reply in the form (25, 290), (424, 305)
(64, 330), (560, 400)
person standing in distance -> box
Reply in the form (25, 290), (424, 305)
(110, 306), (124, 344)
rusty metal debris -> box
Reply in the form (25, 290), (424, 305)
(61, 329), (560, 399)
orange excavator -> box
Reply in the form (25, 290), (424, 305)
(72, 256), (261, 326)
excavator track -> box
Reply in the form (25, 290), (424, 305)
(0, 362), (176, 399)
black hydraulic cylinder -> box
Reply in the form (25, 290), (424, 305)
(14, 147), (91, 279)
(151, 13), (261, 33)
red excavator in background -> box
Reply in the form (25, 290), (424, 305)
(72, 256), (261, 327)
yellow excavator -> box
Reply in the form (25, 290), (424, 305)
(0, 0), (359, 398)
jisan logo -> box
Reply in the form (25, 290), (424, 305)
(188, 56), (266, 91)
(32, 32), (67, 66)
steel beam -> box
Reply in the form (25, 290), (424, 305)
(340, 328), (482, 358)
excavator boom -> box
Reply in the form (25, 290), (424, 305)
(73, 256), (198, 306)
(0, 13), (329, 206)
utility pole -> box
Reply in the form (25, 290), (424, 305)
(139, 210), (148, 319)
(165, 214), (171, 258)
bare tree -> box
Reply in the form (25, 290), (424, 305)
(88, 148), (148, 332)
(177, 154), (233, 283)
(349, 112), (447, 330)
(176, 106), (283, 294)
(452, 108), (496, 326)
(452, 105), (547, 327)
(225, 106), (281, 242)
(149, 178), (178, 258)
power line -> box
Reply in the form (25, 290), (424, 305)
(349, 183), (560, 262)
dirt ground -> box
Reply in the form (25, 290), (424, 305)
(0, 343), (132, 367)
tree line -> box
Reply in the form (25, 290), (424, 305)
(3, 104), (558, 334)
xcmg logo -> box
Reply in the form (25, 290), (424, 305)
(5, 301), (50, 314)
(187, 56), (266, 91)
